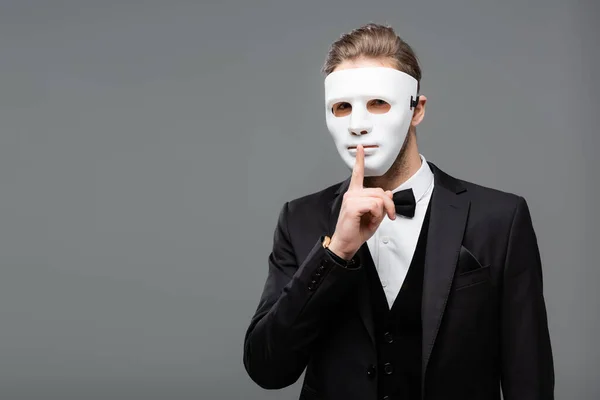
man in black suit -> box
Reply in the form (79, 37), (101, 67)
(243, 23), (554, 400)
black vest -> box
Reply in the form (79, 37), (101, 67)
(365, 203), (432, 400)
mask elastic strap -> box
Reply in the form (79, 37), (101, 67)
(410, 95), (420, 110)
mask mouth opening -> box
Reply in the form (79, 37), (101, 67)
(347, 145), (379, 149)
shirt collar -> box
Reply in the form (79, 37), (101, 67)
(391, 154), (434, 203)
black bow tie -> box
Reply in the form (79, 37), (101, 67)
(393, 189), (416, 218)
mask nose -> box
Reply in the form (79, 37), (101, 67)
(348, 106), (372, 136)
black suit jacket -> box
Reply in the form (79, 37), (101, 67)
(243, 161), (554, 400)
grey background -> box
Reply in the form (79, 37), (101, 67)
(0, 0), (597, 399)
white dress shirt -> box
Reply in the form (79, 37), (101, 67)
(366, 154), (435, 309)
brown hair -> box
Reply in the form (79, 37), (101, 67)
(322, 23), (422, 93)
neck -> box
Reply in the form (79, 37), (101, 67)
(364, 131), (422, 192)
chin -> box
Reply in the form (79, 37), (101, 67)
(366, 159), (393, 175)
(361, 161), (386, 176)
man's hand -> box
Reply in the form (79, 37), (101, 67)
(328, 145), (396, 260)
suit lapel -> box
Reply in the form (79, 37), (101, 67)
(354, 245), (377, 347)
(328, 178), (377, 348)
(421, 162), (470, 389)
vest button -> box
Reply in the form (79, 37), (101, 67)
(383, 362), (394, 375)
(384, 332), (394, 343)
(366, 364), (376, 379)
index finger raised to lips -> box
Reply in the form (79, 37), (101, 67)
(349, 144), (364, 190)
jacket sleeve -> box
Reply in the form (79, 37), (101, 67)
(243, 201), (362, 389)
(500, 196), (555, 399)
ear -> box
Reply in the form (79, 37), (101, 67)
(410, 95), (427, 127)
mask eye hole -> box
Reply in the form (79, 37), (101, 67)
(331, 102), (352, 117)
(367, 99), (391, 114)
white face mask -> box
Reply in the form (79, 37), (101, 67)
(324, 67), (418, 177)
